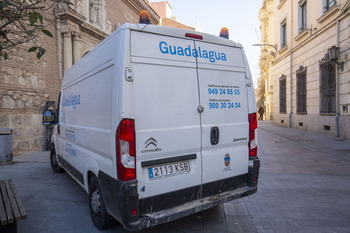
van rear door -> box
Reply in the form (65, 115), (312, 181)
(194, 41), (249, 195)
(130, 31), (202, 211)
(130, 30), (249, 212)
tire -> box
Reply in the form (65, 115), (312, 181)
(50, 148), (64, 173)
(89, 175), (116, 229)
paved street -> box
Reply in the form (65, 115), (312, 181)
(1, 121), (350, 233)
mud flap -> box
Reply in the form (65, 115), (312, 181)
(98, 171), (139, 226)
(248, 157), (260, 187)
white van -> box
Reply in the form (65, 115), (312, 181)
(44, 22), (260, 231)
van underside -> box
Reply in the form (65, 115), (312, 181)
(99, 157), (260, 231)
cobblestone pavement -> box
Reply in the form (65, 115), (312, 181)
(1, 121), (350, 232)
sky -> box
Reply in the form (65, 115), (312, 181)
(151, 0), (262, 87)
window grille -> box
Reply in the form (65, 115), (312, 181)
(319, 60), (336, 114)
(296, 66), (307, 114)
(279, 75), (287, 113)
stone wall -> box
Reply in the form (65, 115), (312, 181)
(0, 0), (160, 156)
(0, 53), (58, 155)
(0, 114), (46, 155)
(0, 4), (61, 156)
(1, 90), (49, 110)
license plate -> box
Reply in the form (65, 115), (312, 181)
(149, 161), (190, 180)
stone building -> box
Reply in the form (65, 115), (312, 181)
(0, 0), (160, 155)
(258, 0), (350, 139)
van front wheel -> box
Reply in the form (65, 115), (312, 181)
(50, 148), (63, 173)
(89, 175), (115, 229)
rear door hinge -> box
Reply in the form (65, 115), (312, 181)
(126, 67), (133, 82)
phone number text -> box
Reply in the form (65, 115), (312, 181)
(209, 102), (241, 109)
(208, 88), (240, 95)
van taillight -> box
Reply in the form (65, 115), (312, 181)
(249, 113), (257, 157)
(116, 119), (136, 181)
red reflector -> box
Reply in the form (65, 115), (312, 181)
(185, 33), (203, 40)
(249, 113), (258, 157)
(131, 208), (137, 216)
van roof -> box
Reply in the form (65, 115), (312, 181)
(63, 23), (244, 86)
(116, 23), (242, 48)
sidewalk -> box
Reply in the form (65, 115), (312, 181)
(1, 121), (350, 232)
(258, 120), (350, 160)
(250, 121), (350, 232)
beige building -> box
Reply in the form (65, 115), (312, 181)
(258, 0), (350, 139)
(150, 1), (195, 30)
(258, 0), (275, 120)
(0, 0), (160, 155)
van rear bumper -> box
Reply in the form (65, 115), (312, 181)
(99, 157), (260, 231)
(128, 185), (257, 231)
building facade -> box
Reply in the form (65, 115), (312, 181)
(258, 0), (275, 120)
(150, 1), (195, 30)
(0, 0), (160, 155)
(258, 0), (350, 139)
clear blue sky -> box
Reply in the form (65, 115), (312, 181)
(151, 0), (261, 87)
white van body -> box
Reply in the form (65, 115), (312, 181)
(50, 23), (260, 231)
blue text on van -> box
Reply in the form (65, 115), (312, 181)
(63, 94), (80, 109)
(159, 41), (227, 63)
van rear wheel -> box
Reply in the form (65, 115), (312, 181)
(89, 175), (116, 229)
(50, 148), (63, 173)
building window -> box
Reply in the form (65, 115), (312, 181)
(323, 0), (336, 13)
(319, 60), (336, 114)
(280, 20), (287, 48)
(298, 0), (307, 33)
(279, 75), (287, 113)
(296, 66), (307, 114)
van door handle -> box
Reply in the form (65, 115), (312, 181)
(210, 127), (219, 145)
(197, 105), (204, 113)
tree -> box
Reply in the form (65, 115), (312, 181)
(0, 0), (72, 60)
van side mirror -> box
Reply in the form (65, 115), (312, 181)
(42, 110), (54, 126)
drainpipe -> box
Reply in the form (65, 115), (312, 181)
(289, 52), (293, 128)
(289, 0), (293, 128)
(335, 19), (340, 137)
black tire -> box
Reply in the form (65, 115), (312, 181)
(89, 175), (116, 229)
(50, 148), (64, 173)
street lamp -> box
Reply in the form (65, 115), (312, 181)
(328, 46), (344, 71)
(253, 44), (278, 57)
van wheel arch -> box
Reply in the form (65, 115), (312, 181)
(88, 173), (116, 229)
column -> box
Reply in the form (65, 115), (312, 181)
(63, 32), (73, 73)
(72, 33), (81, 64)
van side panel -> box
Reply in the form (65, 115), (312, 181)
(57, 30), (125, 190)
(62, 31), (119, 87)
(58, 64), (116, 187)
